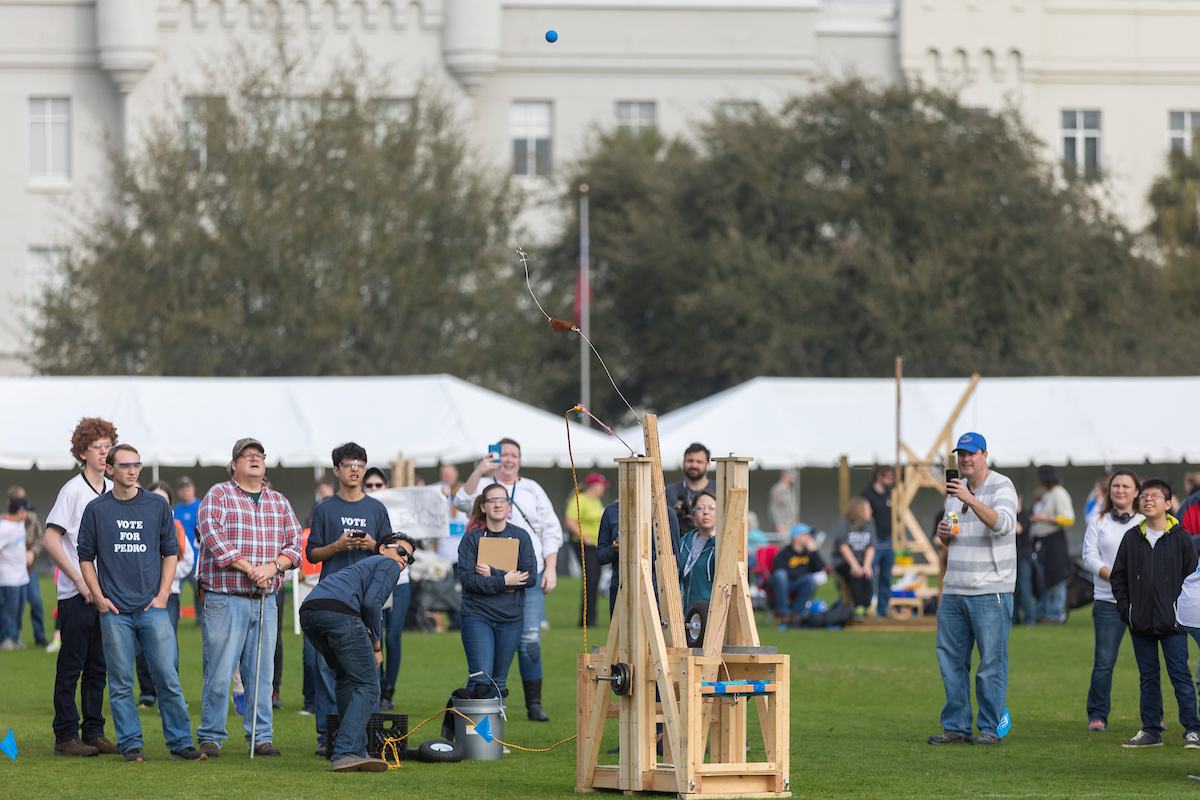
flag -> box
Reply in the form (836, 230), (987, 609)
(572, 261), (593, 323)
(0, 728), (17, 760)
(468, 716), (494, 743)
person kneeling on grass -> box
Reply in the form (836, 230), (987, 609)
(77, 444), (206, 763)
(300, 530), (416, 773)
(1109, 478), (1200, 749)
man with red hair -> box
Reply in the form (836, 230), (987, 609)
(43, 417), (119, 757)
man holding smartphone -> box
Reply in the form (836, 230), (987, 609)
(929, 432), (1019, 747)
(306, 442), (393, 755)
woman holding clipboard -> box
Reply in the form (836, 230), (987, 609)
(457, 483), (537, 698)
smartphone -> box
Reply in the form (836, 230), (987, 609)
(488, 443), (501, 463)
(350, 530), (366, 539)
(945, 469), (959, 491)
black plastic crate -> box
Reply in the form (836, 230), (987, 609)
(324, 712), (408, 761)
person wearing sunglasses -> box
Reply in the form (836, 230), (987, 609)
(305, 443), (394, 756)
(1110, 479), (1200, 749)
(43, 417), (119, 757)
(300, 531), (416, 772)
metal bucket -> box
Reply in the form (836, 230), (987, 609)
(452, 697), (505, 761)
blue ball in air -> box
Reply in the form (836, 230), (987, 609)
(545, 30), (558, 43)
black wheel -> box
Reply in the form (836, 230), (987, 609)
(685, 601), (709, 649)
(417, 739), (464, 763)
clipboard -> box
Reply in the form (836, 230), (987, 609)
(478, 536), (518, 572)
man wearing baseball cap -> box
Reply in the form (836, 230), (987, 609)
(928, 433), (1019, 747)
(195, 438), (302, 758)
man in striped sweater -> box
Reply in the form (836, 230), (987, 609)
(929, 432), (1019, 747)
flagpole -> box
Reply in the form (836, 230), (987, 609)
(579, 183), (591, 425)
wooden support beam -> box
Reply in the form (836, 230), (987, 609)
(643, 414), (685, 648)
(838, 455), (850, 516)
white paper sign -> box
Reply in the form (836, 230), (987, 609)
(371, 486), (451, 540)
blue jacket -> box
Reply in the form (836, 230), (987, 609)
(596, 501), (681, 615)
(678, 529), (718, 610)
(301, 555), (400, 645)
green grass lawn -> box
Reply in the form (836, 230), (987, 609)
(4, 577), (1200, 798)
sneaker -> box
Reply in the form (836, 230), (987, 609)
(1123, 730), (1163, 748)
(85, 735), (120, 755)
(54, 738), (99, 757)
(251, 741), (281, 757)
(0, 639), (14, 650)
(45, 640), (61, 653)
(298, 706), (315, 716)
(170, 747), (207, 761)
(316, 746), (328, 757)
(972, 733), (1001, 746)
(34, 639), (49, 648)
(1088, 720), (1107, 732)
(12, 640), (27, 650)
(1186, 732), (1200, 750)
(198, 741), (221, 759)
(124, 748), (147, 763)
(233, 693), (245, 716)
(271, 692), (283, 710)
(136, 698), (156, 709)
(928, 731), (972, 745)
(330, 756), (388, 772)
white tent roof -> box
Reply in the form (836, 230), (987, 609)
(0, 375), (629, 470)
(629, 376), (1200, 469)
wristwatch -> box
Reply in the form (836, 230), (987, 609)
(272, 559), (284, 574)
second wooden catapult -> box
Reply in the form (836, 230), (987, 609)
(576, 416), (791, 799)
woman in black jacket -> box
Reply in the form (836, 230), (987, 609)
(1109, 478), (1200, 748)
(456, 483), (537, 698)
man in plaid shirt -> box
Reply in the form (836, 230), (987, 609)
(195, 438), (302, 758)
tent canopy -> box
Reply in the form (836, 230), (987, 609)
(0, 375), (629, 470)
(628, 376), (1200, 470)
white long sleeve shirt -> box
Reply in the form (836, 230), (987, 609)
(1082, 510), (1144, 604)
(454, 476), (563, 572)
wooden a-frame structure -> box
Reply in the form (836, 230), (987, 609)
(576, 415), (790, 799)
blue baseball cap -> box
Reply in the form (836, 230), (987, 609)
(954, 432), (987, 453)
(790, 523), (813, 537)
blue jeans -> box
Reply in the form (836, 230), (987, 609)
(17, 570), (46, 642)
(135, 594), (181, 701)
(461, 615), (522, 697)
(197, 592), (277, 748)
(1033, 560), (1067, 622)
(302, 636), (318, 708)
(1130, 632), (1200, 735)
(873, 544), (894, 617)
(769, 570), (818, 617)
(314, 648), (337, 745)
(1086, 601), (1127, 725)
(99, 606), (194, 753)
(0, 585), (21, 641)
(300, 609), (380, 762)
(1013, 560), (1035, 626)
(935, 592), (1013, 737)
(381, 583), (411, 686)
(517, 572), (544, 682)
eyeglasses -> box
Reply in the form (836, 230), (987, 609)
(116, 461), (143, 470)
(365, 481), (385, 489)
(339, 460), (367, 469)
(239, 452), (266, 463)
(694, 504), (717, 512)
(88, 441), (113, 451)
(1138, 492), (1166, 502)
(484, 498), (510, 506)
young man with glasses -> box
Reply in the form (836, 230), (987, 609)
(77, 445), (205, 763)
(305, 443), (394, 755)
(195, 437), (302, 758)
(43, 417), (118, 757)
(1110, 479), (1200, 749)
(300, 531), (416, 772)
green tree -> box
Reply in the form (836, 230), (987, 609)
(1148, 131), (1200, 324)
(539, 79), (1182, 423)
(32, 45), (537, 390)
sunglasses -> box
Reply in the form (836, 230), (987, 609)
(365, 481), (385, 489)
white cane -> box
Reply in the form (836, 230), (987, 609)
(249, 587), (267, 758)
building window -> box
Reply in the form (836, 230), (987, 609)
(1062, 109), (1101, 176)
(26, 247), (68, 322)
(1169, 111), (1200, 155)
(512, 101), (552, 177)
(616, 102), (656, 135)
(29, 98), (70, 179)
(718, 101), (758, 122)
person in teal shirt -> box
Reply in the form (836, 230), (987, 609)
(679, 491), (718, 611)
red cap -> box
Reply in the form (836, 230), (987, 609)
(584, 472), (610, 488)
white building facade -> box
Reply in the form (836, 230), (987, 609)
(1, 0), (1197, 373)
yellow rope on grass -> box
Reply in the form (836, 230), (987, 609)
(379, 708), (578, 768)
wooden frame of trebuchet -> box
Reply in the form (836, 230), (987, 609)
(575, 415), (791, 799)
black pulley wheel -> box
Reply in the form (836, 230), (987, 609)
(608, 662), (632, 696)
(685, 601), (709, 649)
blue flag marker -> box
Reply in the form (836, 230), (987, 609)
(997, 707), (1012, 738)
(1, 728), (17, 760)
(471, 716), (494, 743)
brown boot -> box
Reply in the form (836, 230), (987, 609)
(198, 741), (221, 759)
(84, 735), (121, 755)
(54, 738), (99, 757)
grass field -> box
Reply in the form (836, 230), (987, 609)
(5, 577), (1200, 799)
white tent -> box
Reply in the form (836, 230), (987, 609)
(0, 374), (629, 470)
(629, 376), (1200, 469)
